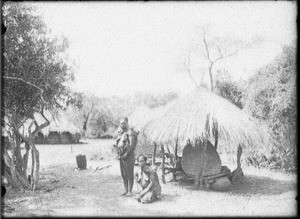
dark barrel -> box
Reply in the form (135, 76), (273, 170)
(76, 154), (87, 169)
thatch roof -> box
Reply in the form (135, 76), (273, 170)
(129, 104), (166, 132)
(128, 104), (153, 131)
(40, 112), (81, 135)
(129, 104), (166, 157)
(140, 87), (270, 153)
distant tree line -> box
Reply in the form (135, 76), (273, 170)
(69, 91), (178, 139)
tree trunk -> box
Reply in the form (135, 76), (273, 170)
(83, 121), (87, 132)
(14, 135), (27, 178)
(3, 141), (30, 190)
(31, 143), (40, 190)
(22, 143), (31, 176)
(5, 110), (49, 191)
(209, 65), (214, 92)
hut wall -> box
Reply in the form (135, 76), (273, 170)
(61, 131), (74, 144)
(47, 131), (61, 144)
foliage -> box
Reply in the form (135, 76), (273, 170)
(215, 70), (246, 109)
(2, 3), (74, 123)
(68, 92), (117, 138)
(242, 46), (296, 172)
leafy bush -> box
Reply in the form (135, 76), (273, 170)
(242, 46), (296, 172)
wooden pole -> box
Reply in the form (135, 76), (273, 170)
(214, 129), (218, 150)
(194, 139), (201, 189)
(166, 144), (175, 166)
(175, 138), (178, 160)
(200, 141), (208, 189)
(173, 138), (179, 181)
(161, 144), (166, 184)
(152, 142), (156, 165)
(194, 172), (201, 189)
(231, 144), (244, 183)
(237, 144), (242, 169)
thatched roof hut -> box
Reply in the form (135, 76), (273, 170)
(39, 111), (82, 144)
(140, 87), (270, 154)
(41, 116), (81, 137)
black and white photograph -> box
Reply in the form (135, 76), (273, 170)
(1, 1), (297, 217)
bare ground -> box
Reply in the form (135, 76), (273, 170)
(1, 139), (297, 217)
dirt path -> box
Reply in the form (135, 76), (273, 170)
(2, 139), (297, 217)
(3, 159), (296, 217)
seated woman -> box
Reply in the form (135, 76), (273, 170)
(134, 155), (161, 204)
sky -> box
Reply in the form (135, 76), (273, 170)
(33, 1), (297, 98)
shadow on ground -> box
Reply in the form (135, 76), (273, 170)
(176, 174), (296, 196)
(159, 194), (181, 203)
(229, 174), (296, 196)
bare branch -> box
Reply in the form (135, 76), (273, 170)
(31, 107), (50, 138)
(3, 76), (44, 93)
(28, 120), (35, 136)
(201, 71), (205, 84)
(202, 31), (212, 63)
(183, 52), (198, 87)
(213, 46), (237, 63)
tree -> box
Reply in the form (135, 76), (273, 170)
(243, 46), (296, 171)
(72, 93), (99, 135)
(183, 27), (252, 91)
(2, 2), (75, 190)
(69, 93), (117, 138)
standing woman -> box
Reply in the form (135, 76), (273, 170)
(115, 117), (138, 196)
